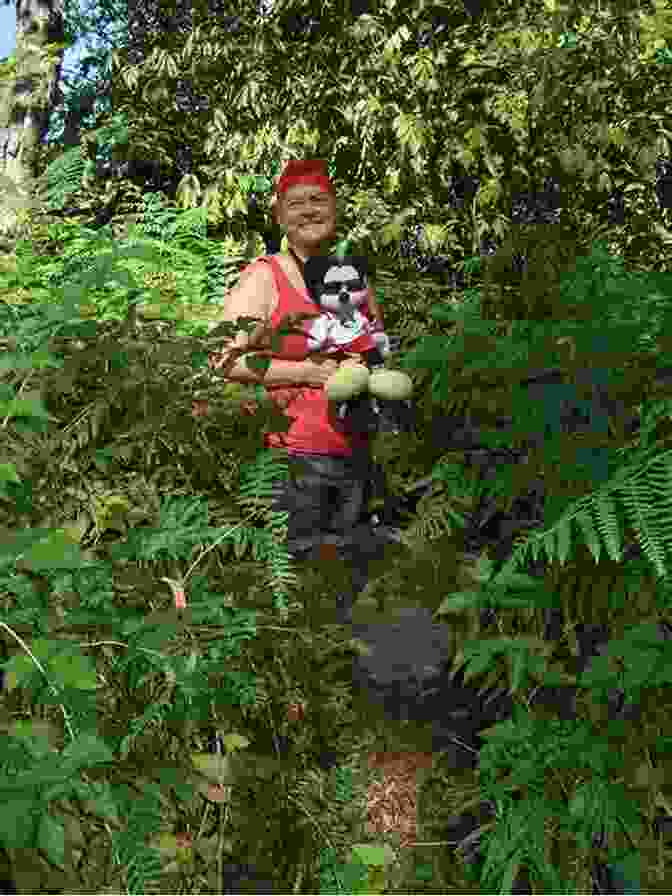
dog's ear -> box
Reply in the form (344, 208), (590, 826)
(350, 255), (370, 279)
(303, 255), (331, 303)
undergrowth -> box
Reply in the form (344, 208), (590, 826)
(0, 167), (672, 893)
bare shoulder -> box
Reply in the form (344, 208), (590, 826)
(207, 260), (277, 344)
(240, 258), (278, 319)
(227, 259), (276, 321)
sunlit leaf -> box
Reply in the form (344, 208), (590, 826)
(38, 814), (66, 869)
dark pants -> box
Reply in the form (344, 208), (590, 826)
(269, 449), (387, 609)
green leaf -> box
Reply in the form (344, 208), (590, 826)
(8, 719), (60, 748)
(42, 777), (75, 802)
(18, 529), (86, 571)
(221, 732), (250, 753)
(75, 778), (120, 821)
(365, 864), (387, 893)
(238, 175), (254, 194)
(190, 751), (234, 783)
(501, 858), (524, 895)
(595, 493), (622, 562)
(2, 652), (40, 692)
(461, 646), (497, 685)
(573, 510), (601, 564)
(511, 650), (527, 693)
(253, 175), (272, 193)
(415, 862), (433, 883)
(335, 239), (350, 258)
(61, 731), (115, 766)
(0, 800), (39, 848)
(555, 518), (572, 567)
(0, 394), (58, 421)
(0, 462), (20, 484)
(49, 649), (97, 691)
(173, 780), (196, 803)
(350, 842), (396, 867)
(541, 534), (557, 567)
(38, 813), (66, 869)
(436, 589), (483, 614)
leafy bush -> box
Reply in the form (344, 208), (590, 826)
(1, 134), (672, 894)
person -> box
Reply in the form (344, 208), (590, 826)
(209, 159), (399, 623)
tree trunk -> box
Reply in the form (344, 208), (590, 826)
(0, 0), (68, 244)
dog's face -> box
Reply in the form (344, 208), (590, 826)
(304, 255), (370, 319)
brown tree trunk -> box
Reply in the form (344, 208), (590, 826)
(0, 0), (68, 244)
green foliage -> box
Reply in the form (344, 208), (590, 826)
(332, 764), (355, 803)
(0, 211), (300, 888)
(2, 179), (671, 892)
(108, 785), (165, 895)
(1, 1), (672, 892)
(318, 845), (369, 895)
(0, 726), (117, 871)
(33, 145), (89, 212)
(32, 112), (131, 214)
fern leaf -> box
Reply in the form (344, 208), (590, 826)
(540, 532), (557, 568)
(38, 145), (88, 211)
(620, 478), (668, 578)
(573, 509), (601, 565)
(555, 517), (572, 568)
(593, 493), (623, 563)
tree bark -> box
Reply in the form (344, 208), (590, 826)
(0, 0), (68, 243)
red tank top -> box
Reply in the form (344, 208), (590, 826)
(248, 254), (372, 457)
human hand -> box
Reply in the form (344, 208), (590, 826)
(300, 357), (341, 387)
(301, 353), (361, 387)
(338, 355), (365, 369)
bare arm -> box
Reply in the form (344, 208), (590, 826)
(209, 264), (309, 387)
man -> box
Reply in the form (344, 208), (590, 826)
(210, 159), (400, 623)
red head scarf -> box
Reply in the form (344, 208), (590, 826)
(274, 159), (335, 199)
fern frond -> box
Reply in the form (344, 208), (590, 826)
(405, 492), (469, 543)
(404, 461), (482, 545)
(110, 787), (164, 895)
(237, 449), (290, 519)
(36, 145), (88, 212)
(261, 534), (299, 603)
(619, 468), (671, 577)
(499, 446), (672, 581)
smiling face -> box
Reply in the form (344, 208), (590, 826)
(273, 183), (337, 259)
